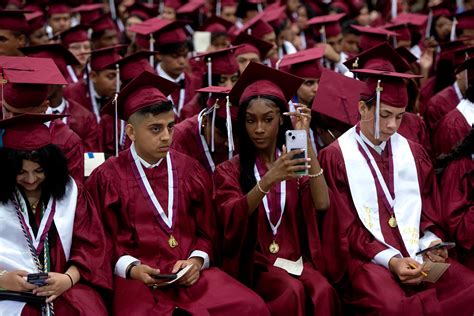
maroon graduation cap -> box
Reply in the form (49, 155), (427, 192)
(279, 47), (325, 79)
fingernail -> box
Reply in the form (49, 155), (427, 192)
(306, 158), (311, 161)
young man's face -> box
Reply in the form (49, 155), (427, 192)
(341, 33), (360, 54)
(94, 29), (119, 49)
(236, 52), (260, 73)
(159, 48), (189, 79)
(48, 13), (71, 34)
(29, 28), (49, 46)
(0, 29), (26, 56)
(327, 34), (343, 54)
(68, 40), (92, 66)
(359, 101), (406, 143)
(128, 110), (175, 162)
(91, 69), (117, 98)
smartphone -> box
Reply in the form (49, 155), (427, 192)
(285, 130), (308, 176)
(27, 272), (49, 286)
(151, 273), (177, 280)
(415, 242), (456, 256)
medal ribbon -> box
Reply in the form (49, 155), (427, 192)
(354, 128), (396, 216)
(14, 190), (57, 255)
(197, 109), (216, 173)
(129, 145), (177, 234)
(253, 151), (286, 238)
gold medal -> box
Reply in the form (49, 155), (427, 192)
(269, 240), (280, 254)
(168, 235), (178, 248)
(388, 215), (397, 228)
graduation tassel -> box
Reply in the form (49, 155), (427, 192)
(109, 0), (117, 20)
(320, 25), (326, 43)
(257, 3), (263, 13)
(225, 95), (234, 159)
(391, 0), (397, 20)
(450, 17), (457, 41)
(425, 9), (433, 38)
(207, 57), (212, 87)
(211, 98), (218, 152)
(275, 58), (282, 70)
(374, 80), (383, 140)
(114, 64), (120, 157)
(149, 34), (155, 66)
(158, 0), (164, 14)
(215, 0), (221, 16)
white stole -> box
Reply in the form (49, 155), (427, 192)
(0, 178), (77, 314)
(338, 127), (423, 262)
(456, 99), (474, 127)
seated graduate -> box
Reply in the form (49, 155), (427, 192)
(0, 114), (110, 315)
(213, 62), (340, 316)
(319, 60), (474, 314)
(439, 128), (474, 271)
(171, 86), (237, 175)
(85, 71), (269, 316)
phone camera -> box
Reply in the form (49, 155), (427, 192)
(288, 132), (292, 136)
(292, 136), (296, 140)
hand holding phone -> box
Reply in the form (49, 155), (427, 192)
(27, 273), (48, 286)
(151, 273), (177, 280)
(285, 130), (308, 176)
(415, 242), (455, 256)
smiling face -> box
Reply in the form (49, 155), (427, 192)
(358, 100), (406, 144)
(126, 109), (175, 164)
(16, 159), (46, 193)
(245, 98), (282, 151)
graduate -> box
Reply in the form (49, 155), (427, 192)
(0, 10), (29, 57)
(439, 128), (474, 271)
(19, 44), (102, 152)
(57, 25), (92, 84)
(432, 58), (473, 157)
(0, 113), (110, 315)
(85, 70), (269, 316)
(171, 86), (236, 176)
(232, 32), (274, 73)
(319, 60), (474, 314)
(46, 4), (71, 36)
(213, 62), (340, 315)
(25, 11), (48, 46)
(1, 56), (84, 184)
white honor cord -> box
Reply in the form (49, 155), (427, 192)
(88, 79), (101, 123)
(131, 145), (174, 228)
(197, 110), (216, 172)
(66, 65), (79, 83)
(354, 133), (395, 209)
(225, 96), (234, 159)
(253, 159), (286, 237)
(177, 88), (185, 117)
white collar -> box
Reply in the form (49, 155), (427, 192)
(131, 143), (163, 169)
(453, 81), (464, 101)
(360, 130), (387, 154)
(46, 98), (67, 114)
(157, 63), (185, 83)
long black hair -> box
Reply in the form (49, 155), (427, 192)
(436, 127), (474, 174)
(0, 144), (70, 204)
(237, 95), (293, 193)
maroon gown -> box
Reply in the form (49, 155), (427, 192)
(441, 156), (474, 271)
(21, 187), (111, 315)
(169, 72), (202, 123)
(63, 81), (93, 114)
(171, 115), (229, 175)
(432, 108), (471, 157)
(319, 135), (474, 315)
(86, 149), (269, 316)
(397, 112), (432, 155)
(424, 84), (460, 133)
(213, 156), (340, 316)
(49, 119), (84, 185)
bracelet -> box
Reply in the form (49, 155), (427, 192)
(126, 262), (139, 279)
(308, 168), (324, 178)
(64, 273), (74, 289)
(256, 180), (269, 194)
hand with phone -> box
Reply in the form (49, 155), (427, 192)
(0, 270), (36, 292)
(416, 241), (453, 263)
(32, 272), (74, 303)
(129, 263), (165, 286)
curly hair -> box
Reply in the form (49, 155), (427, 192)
(0, 144), (70, 203)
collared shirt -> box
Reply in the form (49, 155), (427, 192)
(46, 98), (67, 115)
(131, 143), (163, 169)
(359, 130), (387, 155)
(156, 63), (185, 84)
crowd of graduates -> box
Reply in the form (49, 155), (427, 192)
(0, 0), (473, 315)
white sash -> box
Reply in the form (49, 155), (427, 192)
(338, 127), (423, 261)
(130, 145), (174, 229)
(456, 99), (474, 127)
(197, 109), (215, 172)
(0, 179), (77, 314)
(253, 153), (286, 237)
(66, 65), (79, 83)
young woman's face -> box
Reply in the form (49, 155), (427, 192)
(16, 159), (46, 192)
(245, 98), (281, 150)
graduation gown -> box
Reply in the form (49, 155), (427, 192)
(0, 181), (111, 316)
(424, 84), (461, 133)
(171, 114), (228, 175)
(441, 156), (474, 270)
(62, 98), (102, 152)
(319, 130), (474, 315)
(170, 73), (201, 123)
(418, 77), (437, 116)
(213, 156), (340, 316)
(49, 119), (84, 185)
(398, 112), (432, 155)
(180, 93), (204, 121)
(63, 81), (92, 114)
(85, 149), (268, 316)
(433, 104), (472, 157)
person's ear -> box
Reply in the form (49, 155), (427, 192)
(358, 100), (368, 118)
(126, 123), (136, 142)
(90, 71), (98, 83)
